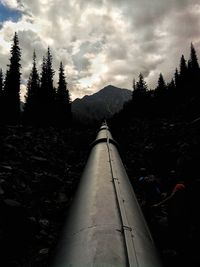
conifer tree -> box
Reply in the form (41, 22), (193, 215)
(153, 73), (168, 115)
(167, 79), (176, 107)
(155, 73), (166, 95)
(40, 56), (47, 96)
(167, 79), (176, 92)
(189, 43), (199, 72)
(39, 48), (56, 124)
(24, 51), (40, 123)
(56, 62), (71, 126)
(132, 73), (148, 115)
(179, 55), (189, 95)
(132, 73), (148, 105)
(135, 73), (147, 92)
(4, 32), (21, 123)
(180, 55), (187, 76)
(188, 43), (200, 94)
(174, 68), (179, 89)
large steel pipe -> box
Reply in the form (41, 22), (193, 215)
(52, 123), (162, 267)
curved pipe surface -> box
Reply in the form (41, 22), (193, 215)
(52, 123), (162, 267)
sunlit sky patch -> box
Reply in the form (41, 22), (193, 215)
(0, 2), (21, 23)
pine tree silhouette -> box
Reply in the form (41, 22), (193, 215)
(180, 55), (188, 77)
(167, 79), (176, 92)
(135, 73), (148, 92)
(24, 51), (40, 124)
(179, 55), (189, 96)
(153, 73), (169, 116)
(39, 48), (56, 125)
(166, 78), (176, 110)
(56, 62), (71, 126)
(189, 43), (199, 72)
(155, 73), (166, 96)
(174, 68), (180, 89)
(188, 43), (200, 95)
(132, 73), (149, 116)
(3, 33), (21, 124)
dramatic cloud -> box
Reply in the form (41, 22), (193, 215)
(0, 0), (200, 100)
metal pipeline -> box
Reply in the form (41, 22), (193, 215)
(51, 122), (162, 267)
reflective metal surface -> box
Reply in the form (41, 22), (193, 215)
(52, 123), (162, 267)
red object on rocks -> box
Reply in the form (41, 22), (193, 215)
(172, 183), (185, 193)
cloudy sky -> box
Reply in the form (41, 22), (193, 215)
(0, 0), (200, 100)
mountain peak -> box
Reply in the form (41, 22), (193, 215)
(72, 85), (132, 121)
(103, 84), (116, 89)
(101, 84), (122, 91)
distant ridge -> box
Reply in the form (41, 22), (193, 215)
(72, 85), (132, 121)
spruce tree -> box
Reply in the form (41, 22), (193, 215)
(56, 62), (71, 126)
(39, 48), (56, 124)
(135, 73), (148, 92)
(167, 79), (176, 108)
(153, 73), (168, 115)
(45, 47), (55, 96)
(132, 73), (148, 102)
(174, 68), (179, 89)
(189, 43), (199, 72)
(155, 73), (166, 95)
(40, 56), (47, 96)
(179, 55), (189, 95)
(188, 43), (200, 94)
(132, 73), (148, 116)
(24, 51), (40, 123)
(167, 79), (176, 92)
(4, 32), (21, 123)
(180, 55), (188, 78)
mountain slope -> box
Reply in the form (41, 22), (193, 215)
(72, 85), (132, 121)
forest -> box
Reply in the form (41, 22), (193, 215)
(0, 33), (200, 266)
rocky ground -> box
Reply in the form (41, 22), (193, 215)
(0, 125), (96, 267)
(111, 116), (200, 267)
(1, 116), (200, 266)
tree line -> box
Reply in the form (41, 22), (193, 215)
(0, 33), (71, 126)
(130, 43), (200, 119)
(1, 33), (200, 126)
